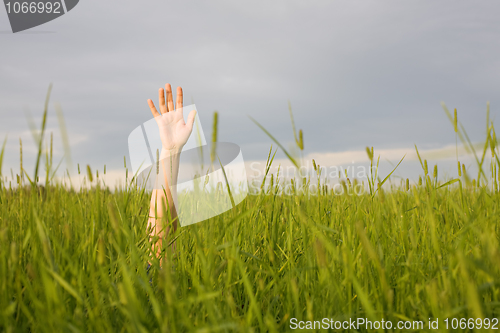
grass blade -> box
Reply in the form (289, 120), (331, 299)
(218, 156), (235, 208)
(249, 116), (299, 169)
(34, 84), (52, 184)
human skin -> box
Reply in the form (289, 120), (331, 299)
(147, 84), (196, 261)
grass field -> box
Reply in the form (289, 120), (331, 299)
(0, 97), (500, 332)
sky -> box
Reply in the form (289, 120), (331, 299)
(1, 0), (499, 185)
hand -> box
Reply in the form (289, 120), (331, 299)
(147, 84), (197, 153)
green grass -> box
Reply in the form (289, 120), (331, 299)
(0, 94), (500, 332)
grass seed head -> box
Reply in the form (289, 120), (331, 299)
(454, 108), (458, 133)
(298, 130), (304, 150)
(211, 111), (219, 164)
(365, 146), (373, 161)
(212, 111), (219, 144)
(87, 165), (93, 183)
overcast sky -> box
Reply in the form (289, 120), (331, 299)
(1, 0), (499, 182)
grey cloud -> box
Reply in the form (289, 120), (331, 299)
(0, 0), (499, 175)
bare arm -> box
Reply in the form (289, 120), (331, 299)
(148, 149), (180, 259)
(146, 84), (196, 260)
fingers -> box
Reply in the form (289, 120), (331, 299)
(176, 86), (183, 111)
(147, 99), (160, 117)
(186, 109), (197, 132)
(155, 84), (182, 115)
(166, 83), (174, 112)
(158, 88), (167, 114)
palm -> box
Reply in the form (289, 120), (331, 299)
(147, 84), (197, 152)
(156, 111), (191, 150)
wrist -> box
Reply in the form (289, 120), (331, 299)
(160, 147), (181, 159)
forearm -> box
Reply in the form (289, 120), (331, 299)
(148, 148), (181, 258)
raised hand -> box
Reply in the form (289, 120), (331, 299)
(147, 84), (197, 153)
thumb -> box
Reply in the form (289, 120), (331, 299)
(186, 110), (197, 131)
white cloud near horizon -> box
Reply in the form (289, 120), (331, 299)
(8, 141), (483, 191)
